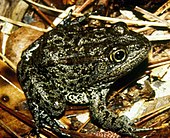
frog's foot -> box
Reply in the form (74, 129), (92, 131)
(43, 118), (71, 138)
(114, 116), (154, 137)
(113, 116), (138, 138)
(32, 108), (71, 137)
(47, 118), (71, 138)
(88, 87), (139, 137)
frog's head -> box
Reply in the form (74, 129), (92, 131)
(92, 22), (151, 84)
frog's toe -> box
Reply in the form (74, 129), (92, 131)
(51, 120), (71, 138)
(113, 115), (138, 137)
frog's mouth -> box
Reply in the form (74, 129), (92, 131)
(108, 58), (149, 92)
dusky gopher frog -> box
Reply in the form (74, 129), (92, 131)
(17, 14), (151, 137)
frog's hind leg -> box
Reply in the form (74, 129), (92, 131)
(33, 90), (70, 137)
(27, 89), (70, 137)
(20, 72), (69, 137)
(88, 86), (138, 137)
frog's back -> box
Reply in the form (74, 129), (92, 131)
(38, 27), (112, 97)
(18, 22), (150, 96)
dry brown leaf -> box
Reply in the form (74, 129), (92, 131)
(0, 60), (20, 88)
(0, 59), (32, 137)
(0, 76), (32, 137)
(5, 22), (45, 66)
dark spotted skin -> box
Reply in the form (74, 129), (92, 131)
(17, 15), (150, 137)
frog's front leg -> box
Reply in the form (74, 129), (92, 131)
(88, 86), (137, 137)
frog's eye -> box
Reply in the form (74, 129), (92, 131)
(109, 49), (127, 63)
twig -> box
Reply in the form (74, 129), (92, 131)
(77, 118), (90, 132)
(145, 34), (170, 41)
(89, 14), (169, 27)
(0, 15), (48, 32)
(148, 59), (170, 69)
(31, 4), (55, 27)
(135, 6), (170, 28)
(154, 0), (170, 15)
(149, 57), (170, 65)
(135, 102), (170, 126)
(74, 0), (94, 13)
(24, 0), (64, 13)
(0, 102), (59, 138)
(135, 26), (153, 33)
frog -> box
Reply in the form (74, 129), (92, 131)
(17, 13), (151, 138)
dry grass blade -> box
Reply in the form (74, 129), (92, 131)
(135, 102), (170, 126)
(0, 120), (22, 138)
(135, 6), (170, 28)
(0, 75), (23, 93)
(0, 52), (16, 71)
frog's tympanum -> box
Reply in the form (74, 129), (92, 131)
(17, 14), (151, 137)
